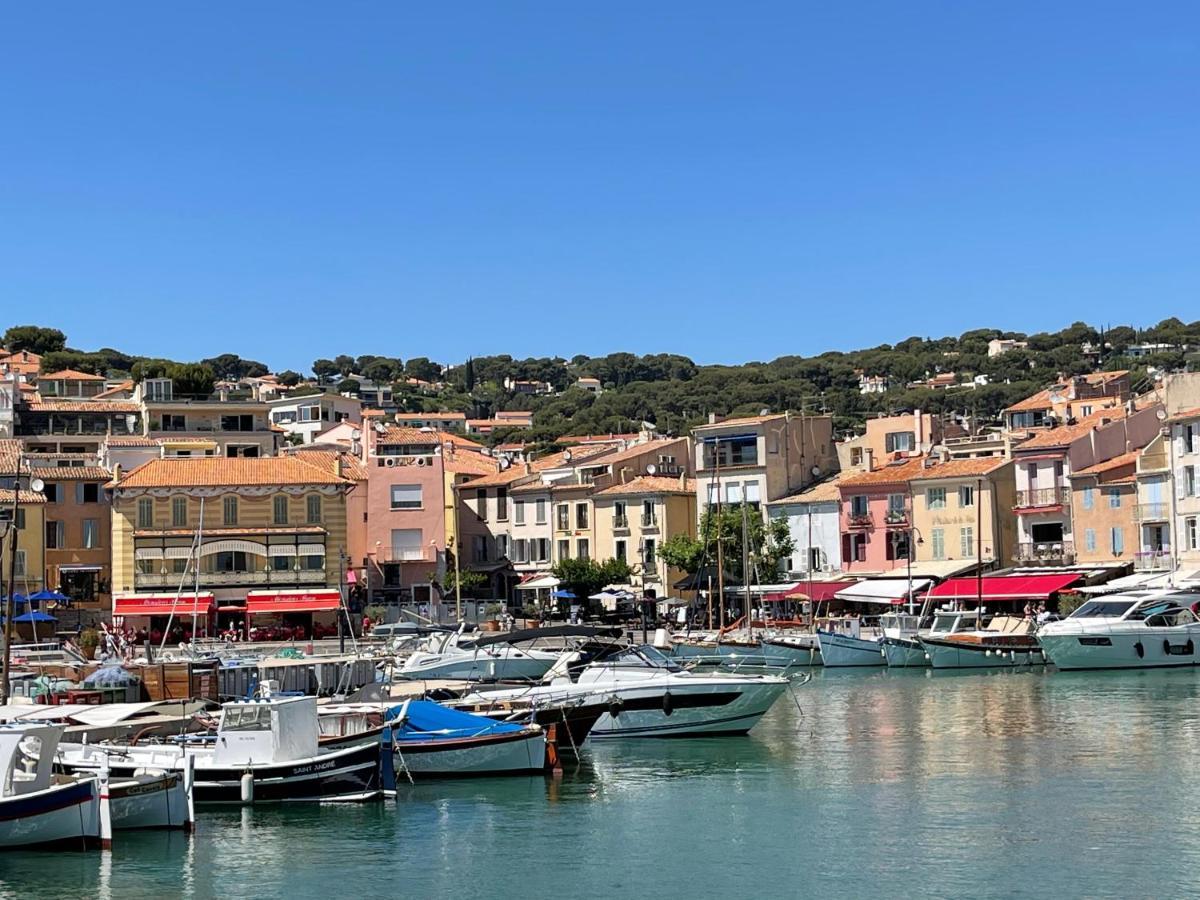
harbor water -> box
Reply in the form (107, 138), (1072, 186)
(6, 667), (1200, 899)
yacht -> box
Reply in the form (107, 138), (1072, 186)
(882, 609), (980, 668)
(461, 638), (791, 738)
(396, 626), (565, 682)
(1038, 590), (1200, 670)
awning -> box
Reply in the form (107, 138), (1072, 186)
(764, 580), (856, 603)
(55, 564), (103, 573)
(245, 588), (342, 614)
(112, 593), (215, 617)
(903, 559), (984, 579)
(516, 575), (559, 591)
(1076, 572), (1173, 595)
(927, 574), (1080, 603)
(835, 578), (933, 605)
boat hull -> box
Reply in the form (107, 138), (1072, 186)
(399, 655), (553, 682)
(672, 639), (819, 669)
(590, 679), (788, 738)
(0, 779), (99, 850)
(920, 637), (1045, 669)
(1040, 627), (1200, 670)
(109, 773), (189, 829)
(59, 741), (380, 804)
(816, 631), (886, 668)
(392, 730), (546, 778)
(882, 637), (930, 668)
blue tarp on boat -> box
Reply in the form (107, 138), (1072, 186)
(384, 700), (527, 741)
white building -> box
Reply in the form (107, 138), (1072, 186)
(267, 393), (362, 445)
(766, 476), (845, 577)
(987, 338), (1029, 357)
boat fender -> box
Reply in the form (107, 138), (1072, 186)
(1135, 641), (1144, 659)
(240, 770), (254, 805)
(607, 698), (623, 719)
(662, 691), (674, 717)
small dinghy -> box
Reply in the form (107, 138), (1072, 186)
(383, 700), (547, 781)
(0, 723), (104, 850)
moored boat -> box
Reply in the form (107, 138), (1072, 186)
(883, 609), (980, 668)
(920, 615), (1045, 669)
(1038, 590), (1200, 670)
(0, 723), (103, 850)
(383, 700), (547, 780)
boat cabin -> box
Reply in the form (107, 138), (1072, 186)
(0, 723), (63, 797)
(213, 696), (319, 766)
(928, 609), (980, 636)
(879, 613), (921, 639)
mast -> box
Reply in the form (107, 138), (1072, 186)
(975, 477), (983, 614)
(1, 450), (23, 704)
(714, 444), (724, 630)
(741, 498), (753, 641)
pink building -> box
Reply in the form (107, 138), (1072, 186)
(837, 457), (927, 574)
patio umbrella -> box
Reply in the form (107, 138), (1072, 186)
(13, 611), (56, 623)
(551, 590), (577, 599)
(29, 590), (70, 606)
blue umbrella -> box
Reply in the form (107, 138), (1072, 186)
(30, 590), (70, 604)
(8, 593), (28, 607)
(551, 589), (577, 599)
(12, 611), (56, 623)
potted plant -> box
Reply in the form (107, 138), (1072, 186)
(481, 602), (504, 631)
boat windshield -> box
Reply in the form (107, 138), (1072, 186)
(221, 706), (273, 732)
(608, 646), (684, 672)
(1125, 601), (1181, 622)
(1069, 600), (1139, 619)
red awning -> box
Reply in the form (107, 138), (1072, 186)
(927, 574), (1080, 603)
(764, 581), (857, 603)
(112, 593), (215, 617)
(245, 589), (342, 615)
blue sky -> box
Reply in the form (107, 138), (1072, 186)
(2, 2), (1197, 372)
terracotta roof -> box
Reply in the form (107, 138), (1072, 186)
(0, 440), (26, 473)
(0, 350), (40, 363)
(286, 449), (368, 482)
(393, 412), (466, 421)
(558, 433), (639, 445)
(103, 436), (160, 447)
(115, 457), (352, 489)
(1014, 409), (1127, 451)
(768, 472), (852, 505)
(1005, 372), (1130, 413)
(0, 489), (47, 504)
(28, 466), (112, 481)
(26, 398), (140, 413)
(376, 426), (483, 450)
(694, 414), (785, 431)
(907, 457), (1010, 482)
(93, 381), (134, 399)
(443, 452), (498, 477)
(460, 444), (613, 489)
(593, 476), (696, 497)
(585, 438), (685, 467)
(838, 457), (933, 488)
(510, 480), (553, 494)
(1071, 450), (1141, 478)
(40, 369), (106, 381)
(1168, 407), (1200, 424)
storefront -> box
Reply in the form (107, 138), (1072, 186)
(241, 588), (344, 641)
(111, 592), (215, 641)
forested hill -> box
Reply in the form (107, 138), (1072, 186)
(4, 319), (1199, 443)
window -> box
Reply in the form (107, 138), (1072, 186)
(1107, 488), (1121, 509)
(536, 538), (551, 563)
(169, 496), (187, 527)
(14, 509), (25, 530)
(1082, 487), (1094, 510)
(642, 499), (656, 526)
(615, 539), (627, 562)
(514, 500), (525, 525)
(885, 431), (914, 453)
(43, 483), (60, 503)
(577, 538), (590, 560)
(513, 539), (528, 563)
(843, 533), (867, 563)
(497, 488), (508, 521)
(497, 534), (510, 559)
(306, 494), (322, 523)
(703, 435), (758, 468)
(300, 554), (324, 571)
(45, 520), (64, 549)
(223, 496), (238, 526)
(557, 539), (570, 560)
(472, 535), (488, 563)
(273, 495), (288, 524)
(390, 529), (423, 561)
(298, 404), (319, 422)
(886, 532), (910, 561)
(643, 538), (657, 572)
(1185, 466), (1198, 497)
(727, 482), (743, 504)
(850, 447), (864, 467)
(614, 501), (628, 527)
(927, 488), (946, 510)
(476, 489), (488, 521)
(535, 499), (547, 524)
(931, 528), (945, 560)
(1111, 527), (1125, 555)
(556, 504), (570, 531)
(850, 495), (868, 517)
(1188, 518), (1198, 551)
(1186, 423), (1199, 454)
(1085, 528), (1097, 552)
(161, 413), (186, 432)
(13, 550), (25, 577)
(390, 485), (423, 510)
(137, 498), (153, 528)
(576, 503), (589, 529)
(75, 482), (99, 504)
(220, 414), (255, 432)
(958, 485), (975, 508)
(959, 526), (974, 558)
(213, 551), (249, 573)
(744, 482), (761, 504)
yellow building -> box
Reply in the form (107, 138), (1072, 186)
(908, 457), (1017, 572)
(0, 487), (47, 597)
(1069, 451), (1140, 567)
(110, 456), (354, 635)
(592, 475), (697, 596)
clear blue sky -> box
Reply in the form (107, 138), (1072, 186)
(2, 2), (1197, 372)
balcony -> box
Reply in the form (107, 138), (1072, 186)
(375, 546), (436, 564)
(884, 510), (910, 529)
(1014, 487), (1069, 510)
(1134, 502), (1170, 522)
(640, 513), (659, 530)
(613, 515), (630, 534)
(1015, 541), (1075, 564)
(846, 513), (874, 530)
(135, 569), (327, 589)
(1134, 550), (1172, 572)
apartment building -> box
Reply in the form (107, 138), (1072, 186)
(27, 455), (112, 608)
(766, 476), (846, 577)
(138, 379), (279, 458)
(0, 440), (45, 595)
(267, 392), (362, 445)
(392, 412), (467, 431)
(1133, 433), (1172, 574)
(908, 457), (1016, 572)
(592, 475), (697, 594)
(1069, 451), (1140, 568)
(1169, 408), (1200, 571)
(838, 411), (943, 473)
(838, 457), (927, 574)
(1003, 371), (1130, 432)
(16, 397), (143, 454)
(110, 456), (354, 635)
(37, 369), (107, 399)
(694, 413), (837, 523)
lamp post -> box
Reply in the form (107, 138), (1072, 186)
(1159, 412), (1179, 587)
(0, 515), (11, 704)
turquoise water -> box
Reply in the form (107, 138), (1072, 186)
(5, 667), (1200, 899)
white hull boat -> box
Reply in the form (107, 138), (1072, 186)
(920, 638), (1044, 669)
(398, 628), (562, 682)
(110, 772), (190, 829)
(815, 630), (885, 668)
(1038, 591), (1200, 670)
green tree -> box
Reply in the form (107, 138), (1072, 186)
(658, 532), (706, 575)
(277, 370), (302, 386)
(404, 357), (442, 382)
(551, 557), (632, 602)
(464, 357), (476, 391)
(3, 325), (66, 354)
(312, 359), (338, 382)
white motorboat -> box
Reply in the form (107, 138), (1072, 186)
(1038, 590), (1200, 670)
(397, 626), (562, 682)
(882, 610), (980, 668)
(815, 616), (888, 668)
(57, 695), (380, 804)
(463, 637), (791, 738)
(919, 615), (1045, 669)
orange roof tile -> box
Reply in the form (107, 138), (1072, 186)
(593, 476), (696, 497)
(1014, 409), (1128, 451)
(115, 457), (351, 489)
(0, 489), (46, 504)
(583, 438), (686, 467)
(838, 457), (934, 488)
(286, 449), (368, 482)
(393, 411), (467, 421)
(1005, 371), (1130, 413)
(28, 466), (112, 481)
(1071, 450), (1141, 478)
(40, 368), (106, 381)
(907, 457), (1010, 481)
(93, 380), (134, 399)
(1168, 407), (1200, 424)
(27, 398), (140, 413)
(0, 440), (25, 474)
(558, 433), (639, 445)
